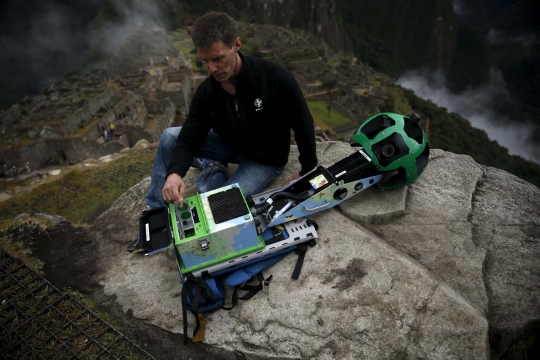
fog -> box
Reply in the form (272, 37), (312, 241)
(451, 0), (469, 15)
(487, 29), (537, 51)
(0, 0), (164, 110)
(0, 1), (99, 108)
(93, 0), (163, 55)
(397, 69), (540, 164)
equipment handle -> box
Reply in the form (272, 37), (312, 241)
(304, 200), (330, 212)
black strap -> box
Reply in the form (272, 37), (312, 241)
(238, 273), (273, 301)
(181, 282), (190, 345)
(181, 275), (219, 345)
(292, 244), (308, 280)
(191, 283), (203, 314)
(222, 272), (273, 310)
(291, 239), (317, 280)
(265, 232), (285, 245)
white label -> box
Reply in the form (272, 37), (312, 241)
(145, 223), (150, 241)
(359, 150), (371, 162)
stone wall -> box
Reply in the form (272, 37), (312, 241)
(331, 98), (359, 123)
(157, 70), (192, 111)
(0, 137), (126, 170)
(147, 98), (176, 143)
(59, 85), (115, 134)
(167, 68), (192, 83)
(114, 97), (175, 146)
(141, 76), (166, 96)
(144, 98), (174, 116)
(0, 105), (23, 131)
(115, 125), (153, 148)
(151, 114), (172, 143)
(120, 74), (147, 90)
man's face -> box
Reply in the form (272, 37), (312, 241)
(197, 38), (240, 83)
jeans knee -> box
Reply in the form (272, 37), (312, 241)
(160, 127), (181, 147)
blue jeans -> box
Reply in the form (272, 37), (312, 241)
(145, 127), (284, 207)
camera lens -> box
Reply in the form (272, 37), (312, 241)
(382, 144), (395, 157)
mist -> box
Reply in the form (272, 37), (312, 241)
(397, 69), (540, 164)
(451, 0), (469, 16)
(0, 0), (165, 110)
(487, 29), (537, 51)
(0, 1), (100, 109)
(93, 0), (164, 55)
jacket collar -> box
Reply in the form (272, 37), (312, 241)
(209, 51), (255, 92)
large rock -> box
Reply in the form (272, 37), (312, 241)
(91, 143), (540, 359)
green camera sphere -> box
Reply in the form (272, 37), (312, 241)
(350, 112), (430, 189)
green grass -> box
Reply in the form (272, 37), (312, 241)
(169, 28), (208, 74)
(0, 149), (156, 224)
(382, 86), (414, 115)
(307, 100), (351, 128)
(0, 178), (27, 193)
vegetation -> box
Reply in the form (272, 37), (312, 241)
(401, 88), (540, 186)
(307, 100), (351, 129)
(335, 0), (491, 92)
(0, 149), (156, 224)
(169, 28), (207, 74)
(0, 244), (150, 359)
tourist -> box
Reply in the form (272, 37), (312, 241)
(145, 12), (317, 208)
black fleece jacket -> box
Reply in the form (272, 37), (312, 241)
(167, 52), (318, 178)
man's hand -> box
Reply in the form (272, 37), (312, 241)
(162, 173), (185, 205)
(285, 173), (302, 186)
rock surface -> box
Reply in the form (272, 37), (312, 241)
(91, 142), (540, 359)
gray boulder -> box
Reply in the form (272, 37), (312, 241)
(33, 213), (68, 224)
(91, 142), (540, 359)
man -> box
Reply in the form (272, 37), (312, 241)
(145, 12), (317, 209)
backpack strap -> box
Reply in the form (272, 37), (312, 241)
(292, 239), (317, 280)
(181, 279), (191, 345)
(222, 272), (273, 311)
(181, 274), (223, 344)
(192, 313), (206, 343)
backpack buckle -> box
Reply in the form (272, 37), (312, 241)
(262, 279), (270, 294)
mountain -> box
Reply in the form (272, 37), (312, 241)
(453, 0), (540, 117)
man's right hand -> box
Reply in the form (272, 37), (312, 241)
(162, 173), (185, 206)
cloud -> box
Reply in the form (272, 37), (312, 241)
(486, 29), (537, 50)
(0, 1), (98, 100)
(0, 0), (165, 109)
(93, 0), (164, 54)
(451, 0), (470, 15)
(397, 69), (540, 164)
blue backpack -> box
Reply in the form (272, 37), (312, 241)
(179, 226), (317, 344)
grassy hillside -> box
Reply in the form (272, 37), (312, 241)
(307, 100), (351, 128)
(398, 88), (540, 186)
(0, 149), (156, 224)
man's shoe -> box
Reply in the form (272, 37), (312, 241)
(191, 158), (225, 170)
(127, 234), (144, 253)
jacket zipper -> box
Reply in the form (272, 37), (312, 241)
(233, 99), (240, 118)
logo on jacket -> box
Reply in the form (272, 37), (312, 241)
(254, 98), (263, 111)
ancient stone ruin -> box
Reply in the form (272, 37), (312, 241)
(0, 33), (191, 174)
